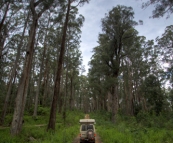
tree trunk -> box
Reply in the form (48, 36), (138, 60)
(107, 92), (112, 112)
(129, 81), (134, 116)
(33, 13), (50, 117)
(79, 93), (82, 110)
(42, 51), (49, 106)
(10, 0), (53, 134)
(0, 12), (29, 125)
(10, 15), (38, 135)
(96, 96), (99, 111)
(47, 0), (71, 131)
(58, 65), (65, 113)
(142, 97), (148, 112)
(128, 63), (134, 116)
(69, 76), (74, 109)
(0, 2), (9, 59)
(27, 59), (36, 112)
(111, 83), (118, 123)
(8, 74), (17, 113)
(104, 94), (107, 111)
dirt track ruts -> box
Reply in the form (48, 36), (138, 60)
(72, 133), (102, 143)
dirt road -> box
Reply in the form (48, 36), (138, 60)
(72, 134), (102, 143)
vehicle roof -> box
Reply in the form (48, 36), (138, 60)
(79, 119), (96, 124)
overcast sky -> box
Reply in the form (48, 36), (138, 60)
(77, 0), (173, 75)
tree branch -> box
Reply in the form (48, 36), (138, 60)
(34, 0), (43, 7)
(122, 34), (134, 40)
(38, 1), (54, 18)
(70, 0), (89, 10)
(0, 2), (9, 32)
(120, 54), (127, 59)
(105, 60), (113, 69)
(30, 0), (36, 16)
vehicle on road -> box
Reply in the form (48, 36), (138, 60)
(79, 119), (96, 143)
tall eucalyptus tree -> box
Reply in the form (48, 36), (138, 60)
(88, 50), (110, 111)
(140, 74), (164, 115)
(33, 11), (51, 117)
(120, 36), (153, 115)
(156, 25), (173, 85)
(89, 5), (140, 123)
(11, 0), (55, 135)
(0, 11), (29, 125)
(0, 1), (23, 86)
(66, 10), (84, 110)
(47, 0), (89, 131)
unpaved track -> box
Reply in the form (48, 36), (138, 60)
(72, 134), (102, 143)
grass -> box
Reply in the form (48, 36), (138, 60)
(97, 125), (173, 143)
(1, 109), (173, 143)
(91, 111), (173, 143)
(0, 124), (79, 143)
(0, 109), (84, 143)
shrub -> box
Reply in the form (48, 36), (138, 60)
(37, 106), (49, 116)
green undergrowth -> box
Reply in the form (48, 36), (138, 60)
(0, 124), (79, 143)
(91, 111), (173, 143)
(0, 109), (84, 143)
(1, 109), (173, 143)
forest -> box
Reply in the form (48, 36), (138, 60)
(0, 0), (173, 142)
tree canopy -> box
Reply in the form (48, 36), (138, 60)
(142, 0), (173, 18)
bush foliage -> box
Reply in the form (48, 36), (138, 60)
(0, 109), (173, 143)
(92, 110), (173, 143)
(0, 108), (83, 143)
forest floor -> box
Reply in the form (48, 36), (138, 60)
(0, 124), (103, 143)
(1, 111), (173, 143)
(72, 133), (102, 143)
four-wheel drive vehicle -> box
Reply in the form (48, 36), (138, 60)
(79, 119), (96, 143)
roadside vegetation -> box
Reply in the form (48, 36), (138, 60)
(91, 111), (173, 143)
(0, 109), (83, 143)
(1, 109), (173, 143)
